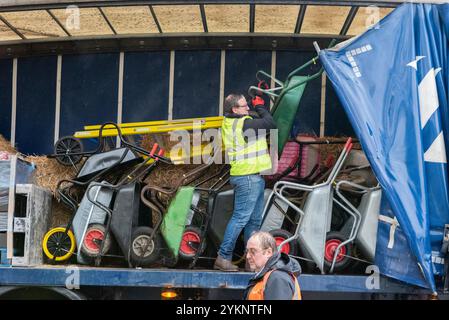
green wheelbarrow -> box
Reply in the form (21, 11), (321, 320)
(132, 185), (197, 267)
(137, 146), (226, 267)
(248, 40), (337, 155)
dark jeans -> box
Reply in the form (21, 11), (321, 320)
(218, 174), (265, 260)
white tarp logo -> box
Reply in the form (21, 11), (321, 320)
(345, 44), (373, 78)
(408, 56), (447, 164)
(406, 56), (425, 71)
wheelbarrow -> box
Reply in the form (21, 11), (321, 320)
(259, 137), (353, 274)
(137, 145), (226, 267)
(81, 144), (165, 267)
(325, 180), (381, 273)
(42, 122), (170, 264)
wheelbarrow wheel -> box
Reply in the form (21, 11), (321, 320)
(324, 231), (353, 273)
(54, 136), (83, 166)
(42, 227), (76, 262)
(80, 224), (112, 258)
(179, 226), (206, 260)
(130, 226), (161, 267)
(269, 229), (298, 256)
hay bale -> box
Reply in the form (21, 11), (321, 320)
(302, 136), (361, 168)
(140, 132), (216, 164)
(140, 133), (183, 154)
(26, 156), (77, 196)
(0, 135), (76, 230)
(143, 162), (227, 208)
(50, 198), (72, 228)
(0, 134), (78, 195)
(0, 134), (18, 154)
(144, 162), (226, 188)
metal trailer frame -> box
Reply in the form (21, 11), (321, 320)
(0, 1), (400, 57)
(0, 266), (434, 296)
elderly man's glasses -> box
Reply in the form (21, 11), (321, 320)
(246, 248), (266, 256)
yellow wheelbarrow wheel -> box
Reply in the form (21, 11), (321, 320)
(42, 227), (76, 262)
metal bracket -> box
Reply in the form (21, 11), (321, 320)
(441, 224), (449, 254)
(313, 41), (321, 55)
(442, 224), (449, 293)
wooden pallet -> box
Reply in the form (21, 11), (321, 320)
(8, 184), (51, 266)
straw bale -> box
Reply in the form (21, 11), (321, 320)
(0, 134), (18, 154)
(26, 155), (78, 196)
(0, 134), (79, 195)
(140, 133), (181, 153)
(50, 199), (72, 228)
(298, 136), (361, 168)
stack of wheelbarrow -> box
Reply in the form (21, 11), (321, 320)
(260, 138), (382, 274)
(43, 124), (232, 268)
(43, 122), (170, 267)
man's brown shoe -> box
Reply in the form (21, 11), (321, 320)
(214, 255), (239, 272)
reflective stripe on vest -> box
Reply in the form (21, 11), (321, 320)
(247, 270), (302, 300)
(221, 116), (272, 176)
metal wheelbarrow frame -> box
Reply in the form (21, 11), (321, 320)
(260, 138), (353, 274)
(84, 145), (165, 267)
(327, 180), (382, 273)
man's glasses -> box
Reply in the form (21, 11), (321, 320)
(246, 248), (266, 256)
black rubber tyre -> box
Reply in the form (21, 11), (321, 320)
(80, 224), (112, 258)
(179, 226), (206, 260)
(268, 229), (299, 256)
(129, 226), (161, 267)
(54, 136), (83, 166)
(324, 231), (353, 273)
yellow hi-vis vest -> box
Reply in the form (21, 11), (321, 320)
(222, 116), (272, 176)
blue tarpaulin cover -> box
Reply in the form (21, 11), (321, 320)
(320, 3), (449, 292)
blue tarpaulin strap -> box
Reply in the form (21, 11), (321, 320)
(319, 3), (449, 292)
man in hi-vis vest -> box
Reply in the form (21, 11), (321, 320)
(214, 93), (276, 272)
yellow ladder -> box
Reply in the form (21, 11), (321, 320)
(73, 116), (224, 164)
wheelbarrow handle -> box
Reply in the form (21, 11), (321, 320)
(156, 148), (165, 160)
(150, 143), (159, 156)
(344, 137), (353, 151)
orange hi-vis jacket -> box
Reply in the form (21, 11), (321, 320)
(247, 270), (301, 300)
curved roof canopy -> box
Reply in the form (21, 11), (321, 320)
(0, 1), (400, 56)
